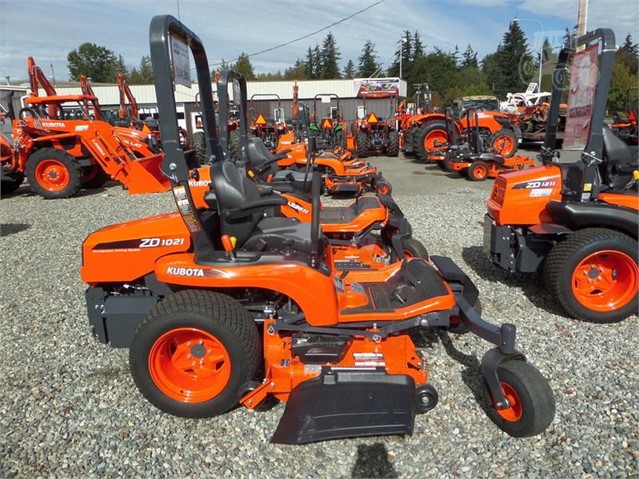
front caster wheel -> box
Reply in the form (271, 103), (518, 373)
(415, 384), (438, 413)
(483, 360), (555, 437)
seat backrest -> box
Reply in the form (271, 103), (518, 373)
(602, 124), (638, 189)
(211, 161), (264, 246)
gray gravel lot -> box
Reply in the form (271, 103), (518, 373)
(1, 152), (638, 478)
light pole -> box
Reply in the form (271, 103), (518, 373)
(513, 17), (544, 92)
(399, 34), (408, 79)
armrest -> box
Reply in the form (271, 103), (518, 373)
(223, 195), (287, 219)
(257, 185), (275, 195)
(276, 148), (292, 156)
(255, 155), (283, 174)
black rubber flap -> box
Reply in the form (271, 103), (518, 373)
(271, 370), (416, 445)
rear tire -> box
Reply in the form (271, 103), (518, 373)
(387, 131), (400, 157)
(130, 290), (261, 418)
(483, 360), (555, 437)
(355, 132), (369, 157)
(491, 128), (518, 158)
(82, 165), (110, 189)
(416, 121), (448, 161)
(543, 228), (638, 323)
(334, 129), (347, 149)
(390, 237), (429, 262)
(26, 148), (82, 199)
(229, 129), (243, 162)
(192, 131), (207, 165)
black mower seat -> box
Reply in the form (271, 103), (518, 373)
(479, 153), (505, 164)
(602, 124), (639, 190)
(319, 196), (382, 223)
(210, 161), (312, 253)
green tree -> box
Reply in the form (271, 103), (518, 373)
(67, 42), (122, 82)
(388, 30), (413, 77)
(343, 59), (356, 79)
(617, 33), (638, 75)
(284, 59), (306, 80)
(320, 32), (341, 79)
(232, 53), (255, 81)
(357, 40), (380, 78)
(608, 60), (638, 113)
(461, 44), (478, 69)
(484, 21), (533, 97)
(128, 55), (153, 84)
(411, 48), (459, 106)
(412, 31), (424, 61)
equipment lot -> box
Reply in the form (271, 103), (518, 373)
(1, 149), (637, 478)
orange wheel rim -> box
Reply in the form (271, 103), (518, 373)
(379, 184), (389, 194)
(149, 327), (232, 403)
(35, 159), (70, 191)
(424, 129), (447, 151)
(571, 250), (638, 312)
(473, 165), (487, 179)
(493, 135), (514, 156)
(496, 382), (522, 422)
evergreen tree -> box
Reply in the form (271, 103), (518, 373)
(411, 48), (459, 104)
(461, 44), (478, 69)
(343, 59), (356, 79)
(304, 46), (316, 79)
(490, 21), (533, 97)
(617, 33), (638, 75)
(284, 59), (306, 80)
(412, 31), (424, 61)
(232, 53), (255, 81)
(128, 56), (153, 84)
(357, 40), (380, 78)
(320, 32), (341, 79)
(387, 30), (412, 77)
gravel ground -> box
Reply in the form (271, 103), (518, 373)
(1, 158), (638, 479)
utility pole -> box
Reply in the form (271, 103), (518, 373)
(577, 0), (588, 37)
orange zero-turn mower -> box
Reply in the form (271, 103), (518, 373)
(217, 71), (391, 196)
(80, 15), (555, 444)
(440, 107), (535, 181)
(212, 70), (424, 269)
(484, 28), (638, 323)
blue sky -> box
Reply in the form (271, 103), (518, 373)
(1, 0), (637, 83)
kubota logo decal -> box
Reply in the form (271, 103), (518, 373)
(41, 121), (65, 128)
(167, 267), (204, 277)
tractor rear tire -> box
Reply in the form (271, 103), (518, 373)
(416, 121), (448, 161)
(82, 165), (110, 189)
(26, 148), (82, 199)
(491, 128), (518, 158)
(1, 173), (25, 195)
(229, 130), (243, 162)
(482, 360), (555, 437)
(387, 132), (400, 157)
(192, 131), (207, 165)
(130, 289), (261, 418)
(355, 132), (369, 157)
(467, 160), (489, 181)
(543, 228), (639, 323)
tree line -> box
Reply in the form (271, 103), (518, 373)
(66, 24), (638, 111)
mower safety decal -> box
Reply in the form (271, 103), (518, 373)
(172, 185), (201, 232)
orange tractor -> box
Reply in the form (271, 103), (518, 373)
(249, 93), (289, 151)
(351, 95), (400, 157)
(485, 28), (638, 323)
(404, 95), (519, 165)
(1, 57), (168, 198)
(439, 107), (535, 181)
(80, 15), (555, 444)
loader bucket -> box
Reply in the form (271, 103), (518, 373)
(113, 153), (170, 194)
